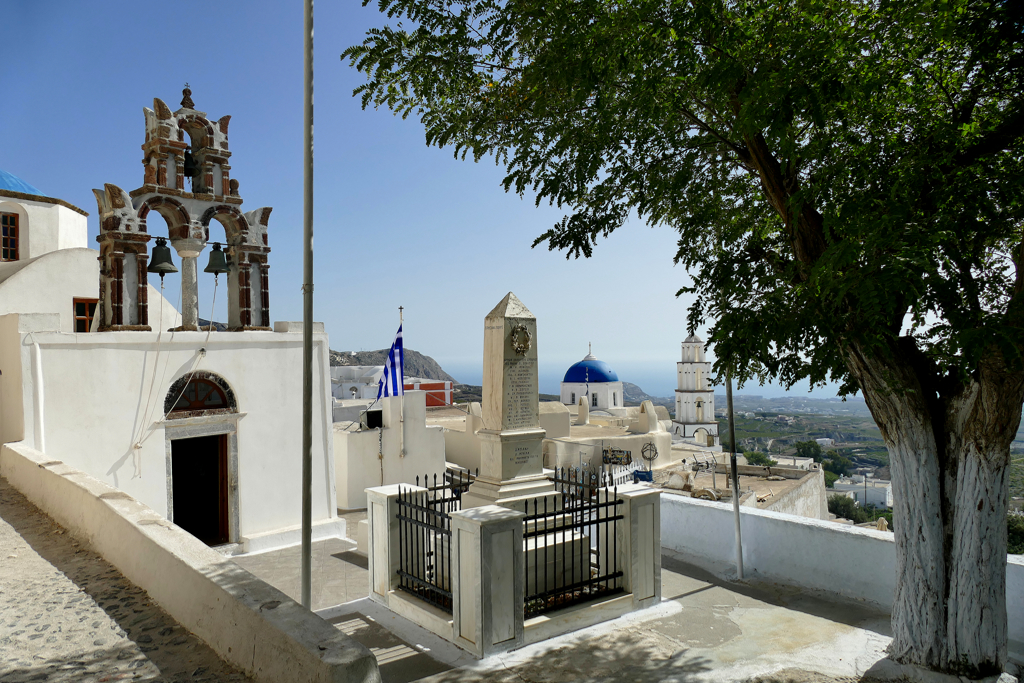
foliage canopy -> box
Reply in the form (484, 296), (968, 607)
(344, 0), (1024, 393)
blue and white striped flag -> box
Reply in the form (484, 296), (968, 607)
(377, 324), (405, 399)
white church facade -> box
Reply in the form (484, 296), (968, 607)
(559, 347), (624, 410)
(0, 88), (343, 554)
(672, 334), (720, 447)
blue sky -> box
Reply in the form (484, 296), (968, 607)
(1, 0), (838, 398)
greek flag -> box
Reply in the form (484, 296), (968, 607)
(377, 324), (405, 399)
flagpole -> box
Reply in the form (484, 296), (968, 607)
(300, 0), (314, 609)
(399, 306), (406, 458)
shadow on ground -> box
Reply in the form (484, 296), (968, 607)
(417, 631), (713, 683)
(327, 611), (453, 683)
(0, 476), (250, 683)
(661, 554), (892, 637)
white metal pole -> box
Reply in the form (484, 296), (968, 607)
(300, 0), (314, 609)
(726, 371), (744, 580)
(399, 306), (406, 458)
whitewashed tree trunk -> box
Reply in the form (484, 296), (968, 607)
(846, 341), (1022, 678)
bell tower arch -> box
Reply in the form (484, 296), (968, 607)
(93, 86), (273, 331)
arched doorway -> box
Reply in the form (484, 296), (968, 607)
(164, 372), (238, 546)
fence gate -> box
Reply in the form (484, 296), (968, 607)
(395, 470), (474, 614)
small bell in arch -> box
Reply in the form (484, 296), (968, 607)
(204, 242), (229, 279)
(147, 238), (178, 284)
(182, 146), (199, 190)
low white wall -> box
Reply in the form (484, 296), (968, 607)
(661, 492), (1024, 660)
(1, 442), (380, 683)
(334, 392), (446, 509)
(443, 404), (483, 474)
(543, 431), (672, 470)
(763, 469), (829, 520)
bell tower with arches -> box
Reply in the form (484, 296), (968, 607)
(93, 86), (273, 331)
(672, 334), (720, 447)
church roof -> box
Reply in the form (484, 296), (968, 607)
(684, 333), (703, 343)
(0, 170), (45, 196)
(563, 352), (619, 384)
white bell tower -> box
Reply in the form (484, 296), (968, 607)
(672, 334), (719, 447)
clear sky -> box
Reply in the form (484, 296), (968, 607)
(1, 0), (839, 398)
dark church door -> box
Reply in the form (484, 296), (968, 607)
(171, 435), (229, 546)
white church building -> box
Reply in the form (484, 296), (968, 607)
(0, 88), (343, 554)
(559, 347), (624, 410)
(671, 334), (720, 447)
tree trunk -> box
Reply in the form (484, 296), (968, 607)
(845, 340), (1023, 678)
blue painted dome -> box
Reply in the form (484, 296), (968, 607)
(0, 170), (45, 196)
(563, 353), (619, 383)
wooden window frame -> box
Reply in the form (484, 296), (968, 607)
(73, 297), (99, 333)
(169, 377), (231, 413)
(1, 212), (18, 262)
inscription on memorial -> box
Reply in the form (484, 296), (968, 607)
(512, 445), (533, 466)
(503, 357), (538, 431)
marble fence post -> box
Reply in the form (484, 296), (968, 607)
(606, 483), (662, 609)
(450, 505), (526, 658)
(366, 484), (424, 608)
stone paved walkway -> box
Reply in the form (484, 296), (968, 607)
(0, 476), (252, 683)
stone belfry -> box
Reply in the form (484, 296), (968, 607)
(93, 86), (273, 331)
(672, 333), (720, 447)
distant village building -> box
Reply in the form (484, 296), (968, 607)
(672, 334), (720, 447)
(559, 346), (624, 410)
(330, 365), (452, 405)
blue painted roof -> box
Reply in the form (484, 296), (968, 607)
(0, 170), (45, 196)
(563, 355), (619, 383)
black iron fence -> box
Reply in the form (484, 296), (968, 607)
(396, 469), (476, 614)
(522, 471), (624, 618)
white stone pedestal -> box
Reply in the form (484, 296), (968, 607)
(462, 429), (556, 508)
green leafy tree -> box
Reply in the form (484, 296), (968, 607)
(828, 493), (865, 523)
(793, 440), (824, 462)
(823, 453), (854, 477)
(823, 470), (839, 489)
(1009, 513), (1024, 555)
(345, 1), (1024, 675)
(744, 450), (778, 467)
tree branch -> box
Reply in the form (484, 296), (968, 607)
(954, 102), (1024, 167)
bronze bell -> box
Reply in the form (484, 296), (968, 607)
(204, 242), (229, 275)
(147, 238), (178, 278)
(182, 147), (198, 179)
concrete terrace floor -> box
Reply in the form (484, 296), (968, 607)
(0, 476), (251, 683)
(1, 480), (896, 683)
(234, 510), (894, 683)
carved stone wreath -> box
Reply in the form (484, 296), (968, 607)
(510, 323), (532, 356)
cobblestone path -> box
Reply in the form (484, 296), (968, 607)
(0, 476), (252, 682)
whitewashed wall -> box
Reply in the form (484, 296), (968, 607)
(334, 392), (445, 509)
(0, 312), (339, 548)
(661, 492), (1024, 661)
(0, 248), (180, 334)
(0, 197), (88, 259)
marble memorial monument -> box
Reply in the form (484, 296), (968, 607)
(462, 293), (557, 508)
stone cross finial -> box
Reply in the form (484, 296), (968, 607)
(181, 84), (195, 109)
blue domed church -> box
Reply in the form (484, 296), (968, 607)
(559, 346), (625, 410)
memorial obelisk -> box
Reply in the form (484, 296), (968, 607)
(462, 292), (556, 508)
